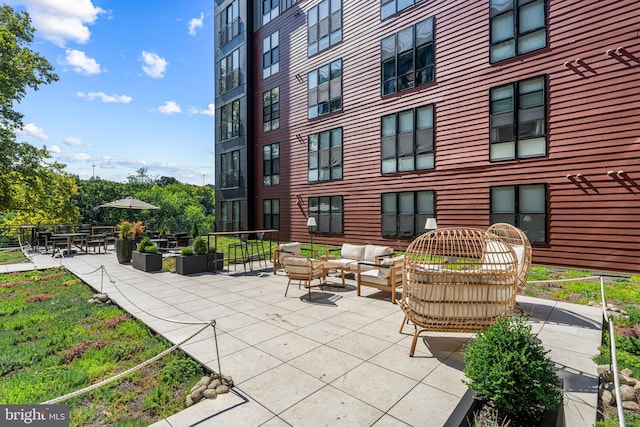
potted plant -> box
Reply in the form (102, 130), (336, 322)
(207, 246), (224, 272)
(131, 221), (145, 243)
(132, 237), (162, 272)
(176, 236), (208, 275)
(458, 315), (563, 427)
(115, 221), (135, 264)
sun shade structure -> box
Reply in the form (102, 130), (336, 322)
(98, 197), (160, 210)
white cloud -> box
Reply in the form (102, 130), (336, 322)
(63, 136), (85, 146)
(63, 49), (101, 75)
(77, 91), (132, 103)
(156, 101), (181, 115)
(189, 103), (214, 117)
(16, 123), (49, 141)
(6, 0), (105, 47)
(48, 145), (61, 154)
(141, 51), (168, 78)
(188, 12), (204, 36)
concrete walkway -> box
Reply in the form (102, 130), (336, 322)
(8, 250), (602, 426)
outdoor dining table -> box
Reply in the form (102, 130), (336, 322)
(50, 233), (89, 257)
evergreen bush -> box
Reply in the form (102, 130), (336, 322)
(463, 315), (562, 425)
(192, 236), (207, 255)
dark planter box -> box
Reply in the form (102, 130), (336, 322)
(115, 238), (135, 264)
(208, 252), (224, 272)
(132, 251), (162, 272)
(176, 254), (208, 275)
(444, 388), (564, 427)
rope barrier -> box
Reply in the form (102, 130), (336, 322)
(526, 275), (601, 284)
(41, 321), (215, 404)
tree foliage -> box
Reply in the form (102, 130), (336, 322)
(0, 5), (59, 213)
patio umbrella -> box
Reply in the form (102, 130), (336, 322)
(98, 196), (160, 210)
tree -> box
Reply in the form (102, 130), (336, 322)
(0, 5), (59, 213)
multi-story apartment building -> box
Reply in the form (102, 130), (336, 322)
(214, 0), (640, 274)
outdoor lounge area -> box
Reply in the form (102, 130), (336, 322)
(7, 243), (602, 427)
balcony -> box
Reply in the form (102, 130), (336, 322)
(219, 170), (240, 189)
(219, 68), (241, 94)
(219, 18), (240, 47)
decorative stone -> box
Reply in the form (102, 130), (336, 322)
(597, 365), (610, 376)
(620, 374), (637, 386)
(601, 390), (615, 406)
(600, 370), (615, 382)
(221, 375), (234, 387)
(207, 379), (221, 389)
(95, 293), (109, 302)
(621, 368), (634, 378)
(203, 389), (217, 399)
(186, 395), (194, 407)
(197, 376), (212, 387)
(215, 385), (229, 394)
(190, 385), (207, 402)
(620, 385), (636, 401)
(622, 401), (640, 411)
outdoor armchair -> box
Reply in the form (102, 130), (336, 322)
(282, 255), (324, 299)
(356, 255), (404, 303)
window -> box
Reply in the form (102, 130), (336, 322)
(262, 31), (279, 78)
(263, 143), (280, 186)
(219, 0), (240, 47)
(308, 59), (342, 119)
(220, 200), (241, 231)
(219, 49), (240, 94)
(491, 184), (546, 243)
(307, 0), (342, 56)
(219, 150), (240, 188)
(382, 191), (435, 238)
(308, 196), (343, 234)
(490, 0), (546, 62)
(308, 128), (342, 182)
(381, 0), (422, 20)
(219, 100), (240, 140)
(263, 88), (280, 131)
(263, 0), (279, 25)
(490, 75), (545, 161)
(381, 104), (434, 173)
(381, 17), (434, 96)
(263, 199), (280, 229)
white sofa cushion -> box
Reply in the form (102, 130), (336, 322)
(278, 242), (301, 263)
(378, 255), (404, 279)
(341, 243), (366, 261)
(363, 245), (393, 262)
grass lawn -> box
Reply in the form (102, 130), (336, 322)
(0, 248), (28, 265)
(0, 268), (207, 426)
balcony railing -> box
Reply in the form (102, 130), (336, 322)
(219, 170), (240, 189)
(219, 18), (240, 47)
(219, 68), (240, 94)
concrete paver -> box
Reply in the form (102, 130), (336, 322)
(7, 250), (602, 426)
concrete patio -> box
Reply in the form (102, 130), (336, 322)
(6, 250), (602, 426)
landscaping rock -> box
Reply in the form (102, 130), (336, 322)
(186, 395), (194, 407)
(620, 385), (636, 401)
(190, 385), (207, 402)
(203, 389), (217, 399)
(622, 401), (640, 411)
(601, 389), (615, 406)
(208, 379), (221, 389)
(621, 368), (634, 378)
(216, 385), (229, 394)
(185, 371), (234, 406)
(221, 374), (234, 387)
(197, 376), (212, 387)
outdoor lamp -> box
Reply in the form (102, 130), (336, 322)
(307, 217), (316, 258)
(425, 218), (438, 232)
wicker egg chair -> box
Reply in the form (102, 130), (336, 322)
(398, 227), (519, 356)
(487, 223), (532, 290)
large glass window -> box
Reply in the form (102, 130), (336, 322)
(263, 87), (280, 131)
(490, 0), (546, 62)
(262, 0), (279, 25)
(308, 59), (342, 119)
(382, 191), (435, 238)
(381, 0), (422, 20)
(490, 75), (545, 161)
(219, 49), (240, 94)
(308, 128), (342, 182)
(490, 184), (546, 243)
(263, 31), (279, 79)
(381, 104), (434, 173)
(220, 200), (241, 231)
(307, 0), (342, 57)
(263, 199), (280, 230)
(219, 0), (240, 47)
(381, 17), (434, 96)
(308, 196), (343, 234)
(219, 150), (240, 188)
(263, 143), (280, 186)
(219, 100), (240, 141)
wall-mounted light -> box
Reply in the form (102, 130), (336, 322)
(606, 49), (614, 56)
(424, 218), (438, 232)
(616, 46), (625, 54)
(566, 174), (573, 179)
(617, 170), (626, 177)
(607, 170), (615, 176)
(574, 58), (584, 65)
(563, 61), (571, 68)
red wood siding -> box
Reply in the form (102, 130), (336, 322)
(249, 0), (640, 274)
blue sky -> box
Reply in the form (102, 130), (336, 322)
(8, 0), (214, 185)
